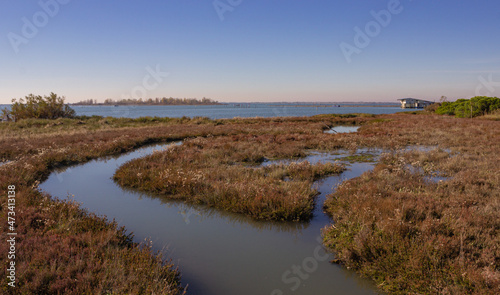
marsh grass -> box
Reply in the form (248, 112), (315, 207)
(338, 153), (377, 163)
(323, 113), (500, 294)
(482, 109), (500, 121)
(2, 112), (497, 294)
(0, 186), (185, 294)
(0, 119), (245, 294)
(114, 135), (346, 221)
(0, 114), (362, 293)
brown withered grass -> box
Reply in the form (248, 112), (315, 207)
(0, 188), (182, 294)
(114, 135), (345, 221)
(0, 114), (365, 293)
(2, 112), (497, 294)
(0, 119), (229, 294)
(323, 113), (500, 294)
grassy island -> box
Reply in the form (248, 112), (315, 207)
(113, 134), (346, 221)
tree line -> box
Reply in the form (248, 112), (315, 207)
(74, 97), (221, 106)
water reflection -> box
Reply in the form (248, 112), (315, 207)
(324, 126), (360, 134)
(122, 186), (311, 237)
(0, 160), (11, 167)
(261, 148), (382, 168)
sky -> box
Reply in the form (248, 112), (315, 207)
(1, 0), (499, 104)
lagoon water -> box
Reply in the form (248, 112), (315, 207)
(0, 103), (410, 119)
(72, 103), (408, 119)
(40, 143), (382, 295)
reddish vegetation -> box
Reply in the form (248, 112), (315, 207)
(0, 113), (497, 294)
(324, 113), (500, 294)
(0, 115), (365, 293)
(114, 135), (345, 221)
(0, 119), (226, 294)
(0, 188), (182, 294)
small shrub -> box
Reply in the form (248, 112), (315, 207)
(425, 102), (441, 113)
(2, 93), (75, 121)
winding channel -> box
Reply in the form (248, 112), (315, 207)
(40, 138), (382, 294)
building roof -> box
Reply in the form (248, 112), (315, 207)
(398, 98), (434, 103)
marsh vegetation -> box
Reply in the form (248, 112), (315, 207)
(323, 113), (500, 294)
(113, 135), (346, 221)
(0, 109), (498, 294)
(0, 113), (366, 293)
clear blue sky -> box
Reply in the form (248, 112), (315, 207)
(1, 0), (499, 103)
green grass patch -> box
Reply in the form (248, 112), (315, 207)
(338, 153), (377, 163)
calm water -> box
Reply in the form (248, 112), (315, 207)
(40, 143), (382, 295)
(72, 104), (408, 119)
(0, 103), (410, 119)
(324, 126), (360, 134)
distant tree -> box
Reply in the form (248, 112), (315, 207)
(424, 102), (441, 113)
(2, 93), (75, 121)
(74, 99), (95, 105)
